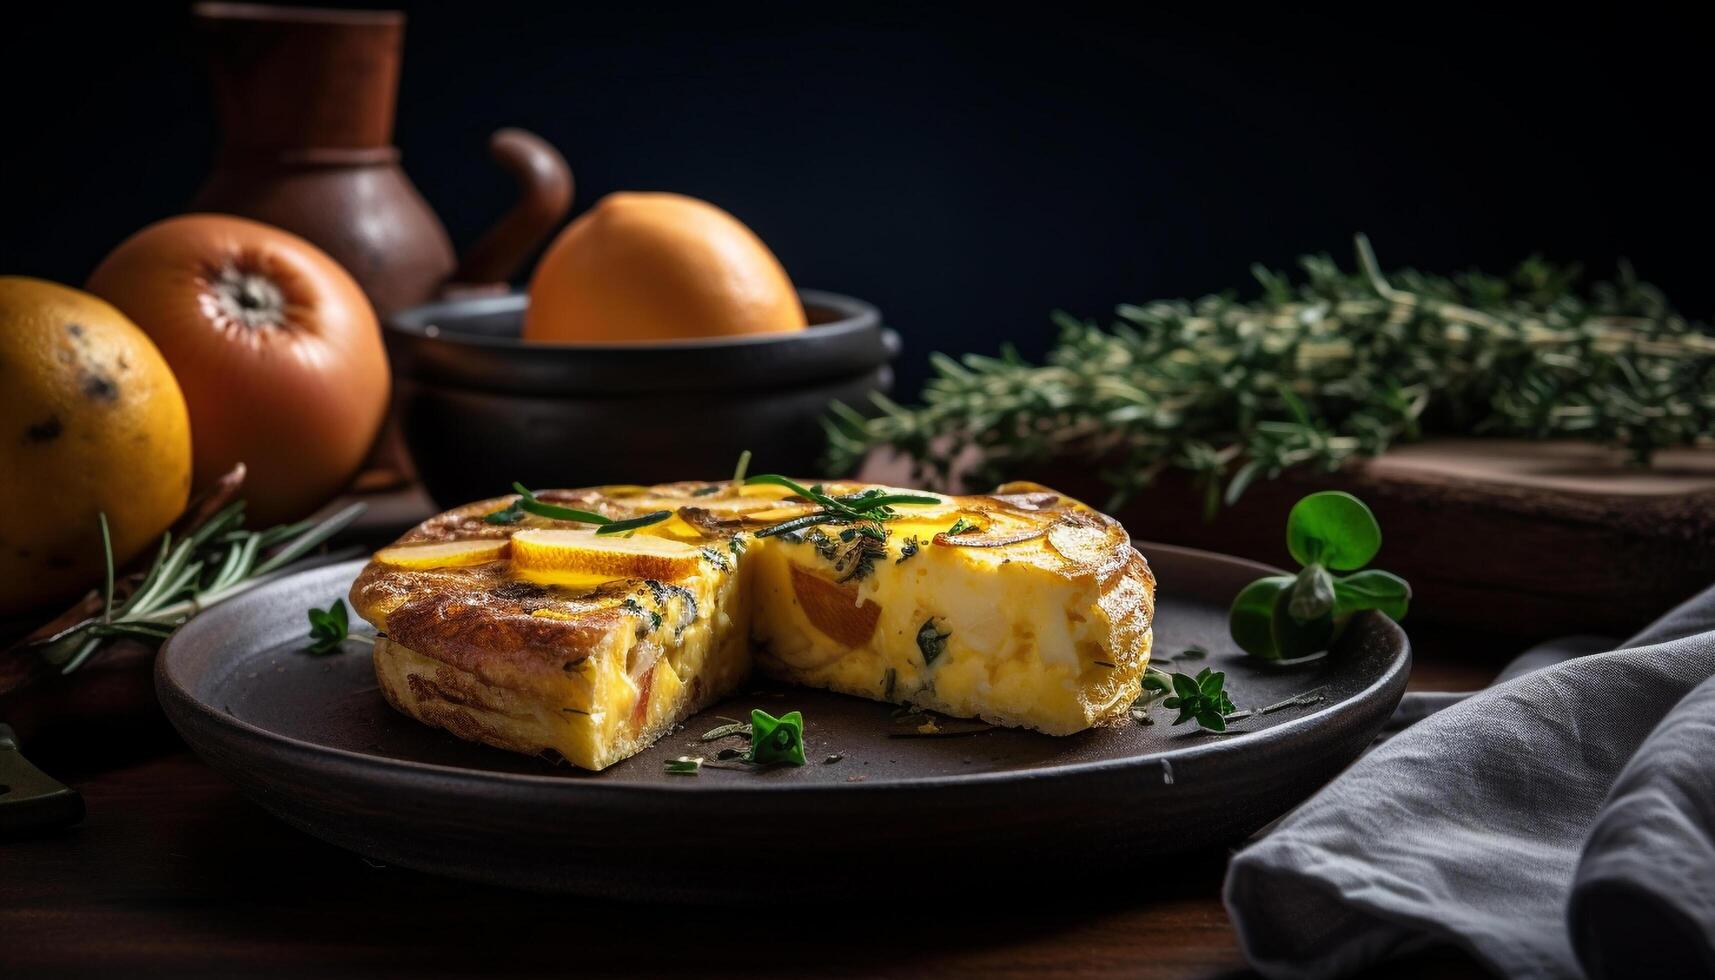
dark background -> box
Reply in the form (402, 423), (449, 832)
(4, 2), (1708, 395)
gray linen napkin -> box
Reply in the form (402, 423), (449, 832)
(1224, 583), (1715, 979)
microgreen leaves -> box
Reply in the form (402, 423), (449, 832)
(487, 482), (669, 535)
(1229, 491), (1410, 661)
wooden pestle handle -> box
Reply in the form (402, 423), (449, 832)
(451, 128), (574, 288)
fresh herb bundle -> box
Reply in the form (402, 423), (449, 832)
(825, 235), (1715, 512)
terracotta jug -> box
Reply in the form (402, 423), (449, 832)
(189, 3), (572, 314)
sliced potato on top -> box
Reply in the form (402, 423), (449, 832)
(375, 538), (510, 569)
(511, 528), (703, 581)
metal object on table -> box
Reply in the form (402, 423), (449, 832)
(0, 723), (83, 833)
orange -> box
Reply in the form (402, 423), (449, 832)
(87, 214), (389, 527)
(523, 192), (806, 343)
(0, 277), (193, 613)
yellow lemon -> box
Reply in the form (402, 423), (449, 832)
(0, 276), (192, 613)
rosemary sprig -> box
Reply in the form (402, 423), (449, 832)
(744, 474), (938, 541)
(30, 501), (365, 674)
(486, 482), (668, 535)
(826, 234), (1715, 512)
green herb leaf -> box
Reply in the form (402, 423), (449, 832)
(483, 500), (525, 524)
(664, 756), (703, 775)
(594, 510), (672, 536)
(506, 483), (615, 526)
(1333, 569), (1412, 620)
(1231, 491), (1407, 659)
(916, 618), (952, 665)
(945, 517), (980, 536)
(1157, 667), (1237, 732)
(305, 599), (350, 655)
(1286, 491), (1381, 571)
(746, 709), (807, 766)
(1287, 564), (1337, 623)
(896, 536), (921, 563)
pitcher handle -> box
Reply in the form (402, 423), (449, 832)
(451, 127), (573, 287)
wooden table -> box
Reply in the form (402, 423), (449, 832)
(1, 639), (1504, 979)
(2, 484), (1513, 978)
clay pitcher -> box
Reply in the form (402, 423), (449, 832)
(189, 3), (572, 314)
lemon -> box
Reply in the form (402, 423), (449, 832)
(0, 276), (192, 614)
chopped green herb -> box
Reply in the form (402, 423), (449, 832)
(1179, 645), (1208, 659)
(896, 536), (921, 563)
(746, 708), (807, 766)
(499, 482), (613, 525)
(595, 510), (672, 536)
(944, 517), (981, 536)
(699, 546), (733, 571)
(483, 499), (525, 524)
(691, 484), (722, 497)
(621, 597), (663, 631)
(916, 618), (952, 666)
(824, 753), (844, 764)
(305, 599), (352, 654)
(1161, 667), (1238, 732)
(700, 719), (752, 742)
(1222, 686), (1328, 722)
(664, 756), (703, 775)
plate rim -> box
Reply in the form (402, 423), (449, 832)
(156, 541), (1410, 798)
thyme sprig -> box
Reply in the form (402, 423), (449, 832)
(826, 235), (1715, 512)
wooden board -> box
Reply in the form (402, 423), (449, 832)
(1084, 440), (1715, 639)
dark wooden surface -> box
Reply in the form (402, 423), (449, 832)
(0, 639), (1504, 979)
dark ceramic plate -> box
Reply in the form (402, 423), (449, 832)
(156, 543), (1408, 901)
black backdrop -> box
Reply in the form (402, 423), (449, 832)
(4, 2), (1708, 395)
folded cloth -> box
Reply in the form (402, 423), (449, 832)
(1224, 584), (1715, 979)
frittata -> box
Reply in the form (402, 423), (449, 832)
(349, 479), (1154, 770)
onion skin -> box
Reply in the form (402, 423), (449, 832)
(87, 214), (389, 526)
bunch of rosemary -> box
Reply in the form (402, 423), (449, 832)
(825, 235), (1715, 512)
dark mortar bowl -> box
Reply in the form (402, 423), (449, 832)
(386, 290), (898, 507)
